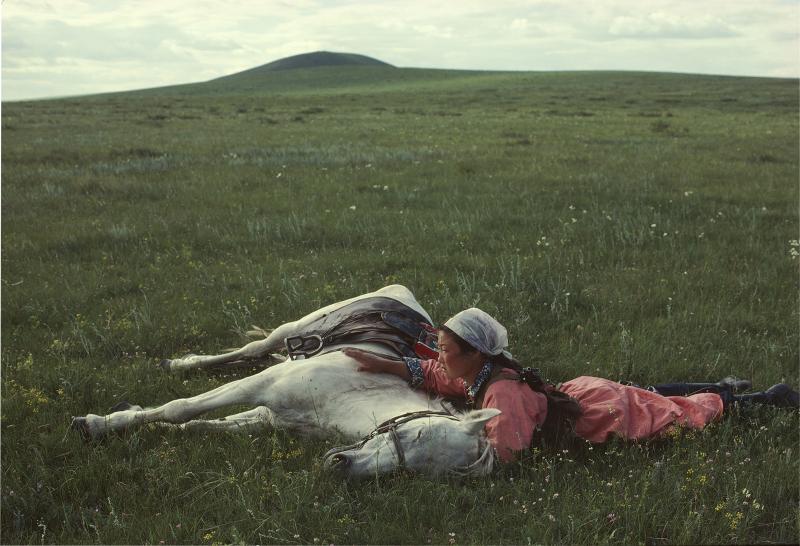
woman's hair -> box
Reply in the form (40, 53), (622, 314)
(439, 324), (583, 450)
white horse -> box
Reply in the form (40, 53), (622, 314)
(72, 285), (499, 479)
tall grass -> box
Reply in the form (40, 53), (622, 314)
(2, 70), (798, 544)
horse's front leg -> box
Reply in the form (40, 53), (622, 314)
(160, 324), (296, 372)
(71, 371), (270, 439)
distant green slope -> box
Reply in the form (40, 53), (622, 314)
(5, 47), (799, 105)
(34, 49), (787, 101)
(217, 51), (394, 77)
(103, 67), (796, 117)
(124, 65), (504, 97)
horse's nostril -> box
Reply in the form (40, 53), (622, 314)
(330, 453), (351, 469)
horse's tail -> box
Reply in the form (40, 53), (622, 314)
(246, 325), (273, 339)
(221, 325), (275, 353)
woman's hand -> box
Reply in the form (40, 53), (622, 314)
(342, 348), (411, 382)
(342, 348), (390, 373)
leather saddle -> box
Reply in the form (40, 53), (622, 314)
(284, 296), (437, 360)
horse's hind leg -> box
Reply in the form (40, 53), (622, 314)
(177, 406), (274, 433)
(72, 371), (269, 439)
(161, 323), (297, 372)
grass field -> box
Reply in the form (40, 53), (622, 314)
(2, 64), (798, 544)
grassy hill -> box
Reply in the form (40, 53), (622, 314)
(217, 51), (395, 74)
(197, 51), (398, 93)
(2, 63), (798, 545)
(118, 64), (499, 97)
(78, 55), (796, 113)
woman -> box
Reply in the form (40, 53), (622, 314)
(344, 307), (798, 462)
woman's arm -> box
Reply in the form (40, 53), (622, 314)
(344, 348), (466, 398)
(342, 348), (411, 381)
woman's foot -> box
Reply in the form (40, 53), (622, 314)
(764, 384), (800, 408)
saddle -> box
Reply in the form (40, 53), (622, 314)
(284, 296), (438, 360)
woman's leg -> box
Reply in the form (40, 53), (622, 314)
(643, 379), (798, 409)
(641, 377), (751, 397)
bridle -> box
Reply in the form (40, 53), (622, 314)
(323, 409), (495, 476)
(324, 410), (456, 469)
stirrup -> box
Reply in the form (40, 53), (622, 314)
(285, 334), (323, 360)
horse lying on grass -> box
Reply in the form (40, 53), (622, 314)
(72, 285), (499, 479)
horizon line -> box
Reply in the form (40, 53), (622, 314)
(3, 64), (798, 103)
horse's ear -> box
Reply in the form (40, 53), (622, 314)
(461, 408), (501, 435)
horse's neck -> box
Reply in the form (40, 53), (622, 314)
(331, 381), (441, 437)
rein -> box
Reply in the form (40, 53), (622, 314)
(323, 410), (494, 476)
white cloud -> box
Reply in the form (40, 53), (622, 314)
(510, 18), (529, 31)
(608, 12), (738, 39)
(412, 24), (454, 39)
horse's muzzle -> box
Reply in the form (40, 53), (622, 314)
(323, 452), (352, 473)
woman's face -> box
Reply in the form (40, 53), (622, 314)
(436, 330), (484, 380)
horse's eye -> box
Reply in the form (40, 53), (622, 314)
(415, 430), (423, 441)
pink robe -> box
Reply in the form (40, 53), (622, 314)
(416, 361), (724, 462)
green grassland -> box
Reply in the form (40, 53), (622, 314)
(2, 65), (798, 544)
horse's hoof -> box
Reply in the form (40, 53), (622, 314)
(158, 359), (172, 372)
(70, 417), (93, 442)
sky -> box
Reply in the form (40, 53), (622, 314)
(2, 0), (799, 101)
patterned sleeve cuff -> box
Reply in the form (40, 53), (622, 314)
(403, 357), (424, 388)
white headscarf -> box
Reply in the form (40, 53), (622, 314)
(443, 308), (513, 360)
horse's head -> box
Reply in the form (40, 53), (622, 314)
(323, 408), (500, 479)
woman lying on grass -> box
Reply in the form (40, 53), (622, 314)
(344, 308), (799, 462)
